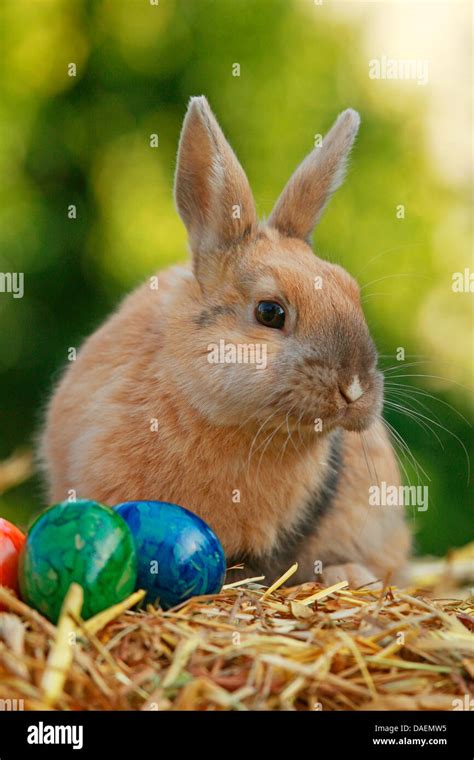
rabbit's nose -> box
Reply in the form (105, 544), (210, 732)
(339, 375), (364, 404)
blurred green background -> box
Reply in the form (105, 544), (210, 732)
(0, 0), (472, 554)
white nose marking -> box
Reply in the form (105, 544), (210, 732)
(346, 375), (364, 402)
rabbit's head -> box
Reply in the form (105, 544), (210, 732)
(171, 97), (382, 435)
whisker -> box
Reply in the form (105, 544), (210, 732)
(383, 416), (430, 483)
(361, 292), (391, 303)
(360, 431), (378, 483)
(255, 404), (298, 479)
(360, 273), (431, 292)
(278, 409), (296, 463)
(373, 422), (431, 523)
(382, 372), (473, 394)
(389, 402), (470, 484)
(386, 390), (444, 431)
(364, 430), (380, 484)
(384, 399), (444, 449)
(359, 432), (373, 481)
(384, 382), (472, 426)
(381, 418), (429, 522)
(235, 395), (280, 432)
(293, 409), (308, 456)
(355, 243), (420, 279)
(246, 405), (283, 473)
(381, 360), (434, 374)
(379, 419), (418, 501)
(378, 354), (427, 358)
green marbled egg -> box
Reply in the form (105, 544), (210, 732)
(19, 499), (137, 623)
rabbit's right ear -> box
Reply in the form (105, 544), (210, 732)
(268, 109), (360, 242)
(174, 97), (258, 286)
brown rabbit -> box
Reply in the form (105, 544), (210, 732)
(40, 96), (410, 588)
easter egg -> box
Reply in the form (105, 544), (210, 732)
(19, 500), (137, 623)
(0, 518), (26, 601)
(114, 501), (226, 609)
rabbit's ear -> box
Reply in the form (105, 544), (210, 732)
(175, 97), (258, 281)
(268, 109), (360, 242)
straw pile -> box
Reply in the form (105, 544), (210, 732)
(0, 547), (472, 711)
(0, 449), (472, 710)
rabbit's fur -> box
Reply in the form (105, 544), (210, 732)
(40, 97), (410, 587)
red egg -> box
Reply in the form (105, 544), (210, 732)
(0, 518), (26, 601)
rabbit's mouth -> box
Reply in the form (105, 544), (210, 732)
(338, 400), (380, 432)
(260, 366), (383, 435)
(238, 363), (383, 441)
(335, 370), (384, 432)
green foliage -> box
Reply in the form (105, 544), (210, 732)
(0, 0), (471, 553)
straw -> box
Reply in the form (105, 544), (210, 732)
(41, 582), (83, 706)
(0, 544), (472, 710)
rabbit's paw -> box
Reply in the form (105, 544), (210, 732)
(322, 562), (381, 589)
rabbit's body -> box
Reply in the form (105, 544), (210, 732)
(41, 97), (410, 587)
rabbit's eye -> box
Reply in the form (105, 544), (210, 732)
(255, 301), (286, 329)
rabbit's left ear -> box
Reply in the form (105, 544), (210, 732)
(268, 109), (360, 242)
(174, 97), (258, 270)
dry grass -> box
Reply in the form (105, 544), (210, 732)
(0, 546), (472, 711)
(0, 450), (472, 710)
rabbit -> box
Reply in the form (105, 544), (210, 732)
(40, 96), (411, 589)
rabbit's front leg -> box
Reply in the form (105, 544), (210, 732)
(321, 562), (382, 589)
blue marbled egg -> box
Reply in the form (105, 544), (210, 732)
(114, 501), (226, 609)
